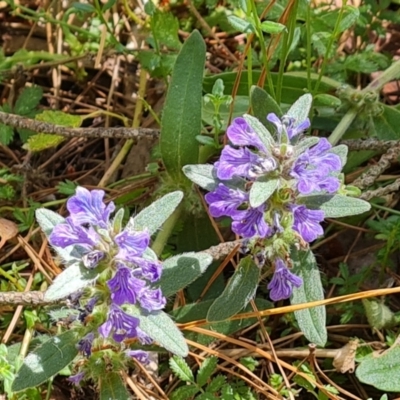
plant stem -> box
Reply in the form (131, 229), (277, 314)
(151, 204), (184, 257)
(328, 108), (358, 145)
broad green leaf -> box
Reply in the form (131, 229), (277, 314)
(170, 385), (199, 400)
(243, 114), (274, 149)
(260, 20), (286, 34)
(182, 164), (218, 191)
(129, 191), (183, 235)
(362, 299), (395, 330)
(287, 93), (312, 127)
(356, 345), (400, 392)
(169, 355), (194, 382)
(171, 298), (272, 345)
(152, 10), (181, 50)
(371, 104), (400, 140)
(44, 263), (99, 301)
(14, 86), (43, 116)
(128, 307), (188, 357)
(313, 93), (341, 108)
(23, 133), (65, 152)
(249, 178), (279, 208)
(12, 331), (79, 392)
(197, 356), (218, 387)
(227, 15), (255, 33)
(99, 372), (130, 400)
(207, 256), (260, 322)
(291, 249), (327, 347)
(35, 208), (65, 238)
(0, 124), (14, 146)
(35, 110), (82, 127)
(203, 71), (341, 105)
(160, 30), (206, 183)
(298, 194), (371, 218)
(160, 252), (213, 297)
(329, 144), (348, 167)
(208, 375), (226, 392)
(250, 86), (282, 131)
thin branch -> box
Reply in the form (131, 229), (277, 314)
(0, 111), (160, 139)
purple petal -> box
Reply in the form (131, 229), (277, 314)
(227, 117), (266, 151)
(139, 288), (166, 312)
(115, 229), (150, 257)
(77, 332), (95, 357)
(67, 187), (115, 228)
(68, 371), (85, 386)
(82, 250), (104, 269)
(268, 258), (303, 301)
(231, 206), (272, 239)
(126, 349), (150, 364)
(291, 204), (324, 243)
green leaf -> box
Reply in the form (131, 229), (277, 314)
(160, 252), (213, 297)
(36, 110), (82, 127)
(197, 356), (218, 387)
(71, 2), (95, 12)
(170, 385), (199, 400)
(160, 30), (206, 183)
(250, 86), (282, 131)
(298, 194), (371, 218)
(44, 263), (99, 301)
(207, 256), (260, 322)
(170, 356), (194, 383)
(356, 345), (400, 392)
(290, 249), (327, 347)
(287, 93), (312, 127)
(182, 164), (218, 191)
(14, 86), (43, 116)
(207, 375), (226, 392)
(203, 71), (341, 105)
(152, 10), (181, 50)
(0, 124), (14, 145)
(23, 133), (65, 152)
(249, 178), (279, 208)
(129, 191), (183, 235)
(11, 331), (79, 392)
(329, 144), (348, 167)
(260, 21), (286, 34)
(227, 15), (255, 33)
(371, 104), (400, 140)
(362, 299), (395, 330)
(243, 114), (274, 149)
(128, 307), (188, 357)
(99, 372), (131, 400)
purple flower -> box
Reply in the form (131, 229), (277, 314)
(291, 138), (342, 194)
(267, 113), (310, 140)
(49, 217), (99, 248)
(139, 288), (166, 312)
(132, 258), (162, 282)
(227, 117), (266, 151)
(290, 204), (324, 243)
(107, 265), (146, 306)
(205, 183), (248, 219)
(77, 332), (95, 357)
(115, 229), (150, 259)
(82, 250), (105, 269)
(126, 349), (150, 364)
(267, 258), (303, 301)
(231, 205), (272, 239)
(67, 187), (115, 228)
(68, 371), (85, 386)
(98, 304), (140, 342)
(136, 328), (153, 345)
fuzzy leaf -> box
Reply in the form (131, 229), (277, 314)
(291, 248), (327, 347)
(250, 86), (282, 132)
(260, 20), (286, 34)
(182, 164), (218, 191)
(36, 110), (82, 127)
(197, 356), (218, 387)
(170, 385), (199, 400)
(299, 194), (371, 218)
(287, 93), (312, 127)
(23, 133), (65, 152)
(207, 256), (260, 322)
(356, 345), (400, 392)
(227, 15), (255, 33)
(249, 178), (279, 208)
(12, 331), (79, 392)
(44, 263), (99, 301)
(129, 191), (183, 235)
(329, 144), (348, 167)
(0, 124), (14, 145)
(362, 299), (395, 330)
(14, 86), (43, 116)
(207, 375), (226, 392)
(170, 356), (194, 382)
(35, 208), (65, 238)
(99, 372), (131, 400)
(152, 10), (181, 50)
(160, 252), (213, 297)
(160, 30), (206, 183)
(243, 114), (274, 149)
(128, 307), (188, 357)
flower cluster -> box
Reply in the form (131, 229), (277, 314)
(49, 187), (165, 350)
(205, 114), (343, 301)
